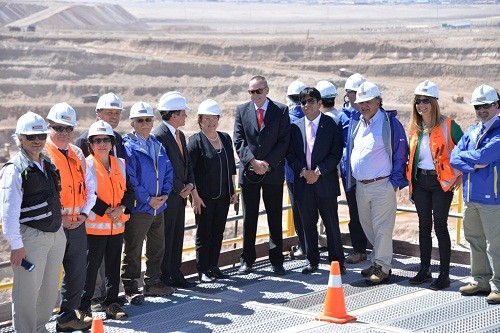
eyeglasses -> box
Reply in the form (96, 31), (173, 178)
(415, 98), (431, 105)
(51, 125), (74, 133)
(25, 134), (47, 141)
(300, 98), (317, 106)
(91, 137), (112, 144)
(474, 102), (495, 111)
(248, 88), (266, 95)
(135, 117), (153, 123)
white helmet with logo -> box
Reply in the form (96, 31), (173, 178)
(157, 91), (191, 112)
(87, 120), (114, 139)
(316, 80), (338, 98)
(287, 80), (306, 96)
(197, 99), (222, 116)
(129, 101), (155, 119)
(414, 80), (439, 99)
(470, 84), (499, 105)
(16, 111), (50, 135)
(355, 81), (381, 103)
(47, 102), (77, 127)
(96, 93), (124, 111)
(344, 73), (367, 92)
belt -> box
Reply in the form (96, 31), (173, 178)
(358, 175), (390, 185)
(418, 168), (437, 176)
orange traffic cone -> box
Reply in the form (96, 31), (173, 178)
(316, 261), (356, 324)
(91, 318), (104, 333)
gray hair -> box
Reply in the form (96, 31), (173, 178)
(11, 133), (21, 148)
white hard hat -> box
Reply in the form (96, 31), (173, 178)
(414, 80), (439, 99)
(47, 102), (77, 127)
(96, 93), (124, 111)
(198, 99), (222, 116)
(157, 91), (191, 112)
(470, 84), (499, 105)
(87, 120), (114, 138)
(287, 80), (306, 96)
(316, 80), (338, 98)
(129, 101), (154, 119)
(355, 81), (381, 103)
(16, 111), (50, 135)
(344, 73), (367, 92)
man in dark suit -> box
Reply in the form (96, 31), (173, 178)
(233, 76), (290, 275)
(287, 87), (345, 274)
(153, 91), (196, 288)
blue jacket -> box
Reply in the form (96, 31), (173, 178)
(285, 104), (304, 183)
(450, 117), (500, 205)
(343, 108), (409, 192)
(123, 132), (173, 215)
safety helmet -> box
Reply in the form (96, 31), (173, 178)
(47, 102), (77, 127)
(16, 111), (50, 135)
(197, 99), (222, 116)
(344, 73), (367, 92)
(355, 82), (381, 103)
(129, 101), (155, 119)
(414, 80), (439, 99)
(287, 80), (306, 96)
(470, 84), (499, 105)
(157, 91), (191, 112)
(87, 120), (114, 139)
(316, 80), (338, 98)
(95, 93), (124, 111)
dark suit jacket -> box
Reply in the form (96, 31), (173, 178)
(152, 122), (195, 202)
(286, 113), (343, 199)
(233, 98), (290, 185)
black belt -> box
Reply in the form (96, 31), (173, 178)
(418, 168), (437, 176)
(358, 175), (390, 184)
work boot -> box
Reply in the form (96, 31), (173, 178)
(459, 283), (491, 296)
(144, 281), (175, 296)
(361, 265), (374, 277)
(125, 288), (145, 305)
(346, 252), (367, 264)
(486, 291), (500, 304)
(429, 272), (450, 290)
(106, 302), (128, 320)
(409, 265), (432, 285)
(56, 317), (92, 332)
(365, 264), (390, 285)
(76, 308), (93, 323)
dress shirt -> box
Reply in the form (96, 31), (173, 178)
(163, 120), (177, 138)
(305, 113), (322, 151)
(417, 133), (435, 170)
(350, 109), (391, 180)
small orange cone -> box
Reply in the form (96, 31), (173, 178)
(91, 318), (104, 333)
(316, 261), (356, 324)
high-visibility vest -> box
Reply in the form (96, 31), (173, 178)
(45, 141), (86, 216)
(85, 155), (128, 235)
(407, 116), (461, 193)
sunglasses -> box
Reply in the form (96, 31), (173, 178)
(135, 117), (153, 123)
(474, 102), (496, 111)
(300, 98), (317, 106)
(25, 134), (47, 141)
(248, 88), (266, 95)
(51, 125), (74, 133)
(415, 98), (431, 105)
(91, 137), (112, 144)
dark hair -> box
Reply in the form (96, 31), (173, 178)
(86, 135), (115, 155)
(287, 94), (300, 104)
(197, 114), (220, 129)
(321, 97), (336, 108)
(299, 87), (322, 101)
(160, 110), (183, 121)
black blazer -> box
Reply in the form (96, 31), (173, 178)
(152, 122), (195, 198)
(187, 131), (237, 200)
(286, 114), (343, 199)
(233, 98), (290, 185)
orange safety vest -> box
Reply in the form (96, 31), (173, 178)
(45, 141), (86, 216)
(85, 155), (128, 235)
(407, 116), (461, 193)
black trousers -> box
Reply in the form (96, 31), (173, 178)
(195, 196), (230, 272)
(412, 173), (454, 272)
(298, 185), (345, 267)
(345, 186), (368, 254)
(161, 194), (186, 282)
(287, 182), (305, 252)
(80, 233), (123, 311)
(240, 182), (284, 266)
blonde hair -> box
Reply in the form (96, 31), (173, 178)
(409, 96), (442, 134)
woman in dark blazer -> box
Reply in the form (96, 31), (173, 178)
(188, 99), (238, 283)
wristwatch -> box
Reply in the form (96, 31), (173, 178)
(314, 166), (321, 176)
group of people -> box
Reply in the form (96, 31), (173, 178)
(0, 75), (499, 332)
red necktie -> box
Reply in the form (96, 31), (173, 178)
(257, 108), (264, 130)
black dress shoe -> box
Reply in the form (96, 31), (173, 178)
(272, 265), (286, 276)
(301, 264), (318, 274)
(171, 278), (196, 288)
(198, 271), (215, 283)
(237, 263), (253, 275)
(210, 267), (230, 279)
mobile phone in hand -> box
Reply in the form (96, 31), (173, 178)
(21, 259), (35, 272)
